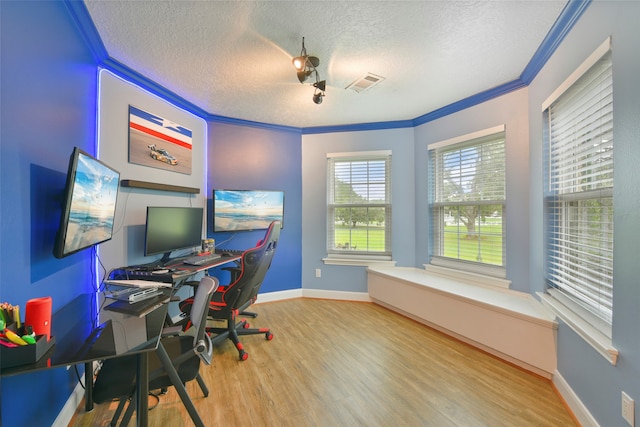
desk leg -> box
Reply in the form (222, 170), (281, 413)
(136, 353), (149, 427)
(84, 362), (93, 412)
(155, 342), (205, 427)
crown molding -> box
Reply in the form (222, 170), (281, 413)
(64, 0), (592, 134)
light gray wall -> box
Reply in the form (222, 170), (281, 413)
(301, 88), (530, 294)
(528, 1), (640, 425)
(302, 127), (415, 292)
(97, 71), (207, 270)
(414, 88), (530, 292)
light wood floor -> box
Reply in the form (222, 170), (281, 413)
(70, 298), (577, 426)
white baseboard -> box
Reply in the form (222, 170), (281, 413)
(553, 370), (600, 427)
(53, 373), (86, 427)
(255, 288), (303, 303)
(255, 288), (371, 303)
(302, 288), (371, 301)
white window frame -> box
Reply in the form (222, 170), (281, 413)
(539, 37), (618, 364)
(324, 150), (393, 267)
(428, 125), (507, 278)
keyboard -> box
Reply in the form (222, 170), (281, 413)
(183, 253), (222, 266)
(110, 269), (175, 283)
(104, 286), (163, 303)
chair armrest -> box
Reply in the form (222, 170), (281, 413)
(222, 265), (241, 281)
(195, 334), (213, 365)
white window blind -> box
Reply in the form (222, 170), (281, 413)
(327, 152), (391, 256)
(429, 129), (506, 274)
(545, 49), (613, 329)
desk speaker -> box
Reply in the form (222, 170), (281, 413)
(25, 296), (52, 340)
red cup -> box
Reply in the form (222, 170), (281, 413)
(25, 297), (52, 341)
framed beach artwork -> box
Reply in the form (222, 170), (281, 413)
(128, 105), (193, 174)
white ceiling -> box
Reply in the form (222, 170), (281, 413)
(84, 1), (568, 129)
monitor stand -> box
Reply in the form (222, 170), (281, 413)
(158, 251), (173, 267)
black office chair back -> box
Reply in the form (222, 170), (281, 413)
(189, 275), (217, 364)
(92, 275), (218, 426)
(93, 276), (218, 405)
(228, 220), (280, 311)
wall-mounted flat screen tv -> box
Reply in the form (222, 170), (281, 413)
(213, 189), (284, 232)
(53, 147), (120, 258)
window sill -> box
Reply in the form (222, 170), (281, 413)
(323, 256), (396, 268)
(538, 291), (618, 365)
(429, 257), (507, 280)
(423, 264), (511, 290)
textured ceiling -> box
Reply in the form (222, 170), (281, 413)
(84, 1), (567, 129)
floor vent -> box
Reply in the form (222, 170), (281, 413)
(345, 73), (385, 93)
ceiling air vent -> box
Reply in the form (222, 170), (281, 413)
(345, 73), (385, 93)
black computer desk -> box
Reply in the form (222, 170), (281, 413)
(107, 251), (242, 283)
(0, 292), (168, 427)
(0, 253), (241, 427)
(99, 252), (242, 426)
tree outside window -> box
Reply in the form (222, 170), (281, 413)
(429, 128), (506, 272)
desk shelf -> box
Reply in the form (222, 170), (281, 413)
(120, 180), (199, 194)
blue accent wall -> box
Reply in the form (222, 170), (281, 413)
(207, 121), (303, 293)
(1, 1), (99, 426)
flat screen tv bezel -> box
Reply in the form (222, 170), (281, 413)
(53, 147), (121, 259)
(212, 189), (284, 232)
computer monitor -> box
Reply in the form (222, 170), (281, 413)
(53, 147), (120, 259)
(212, 189), (284, 232)
(144, 206), (203, 264)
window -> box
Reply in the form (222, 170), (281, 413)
(543, 41), (613, 340)
(327, 151), (391, 259)
(429, 126), (506, 276)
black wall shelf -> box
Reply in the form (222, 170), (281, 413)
(120, 180), (200, 194)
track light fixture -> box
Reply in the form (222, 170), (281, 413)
(292, 37), (319, 83)
(293, 37), (326, 104)
(312, 80), (326, 104)
(314, 80), (326, 92)
(312, 91), (324, 105)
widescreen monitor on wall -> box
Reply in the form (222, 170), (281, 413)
(213, 189), (284, 232)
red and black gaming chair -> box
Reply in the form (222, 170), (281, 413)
(180, 220), (280, 360)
